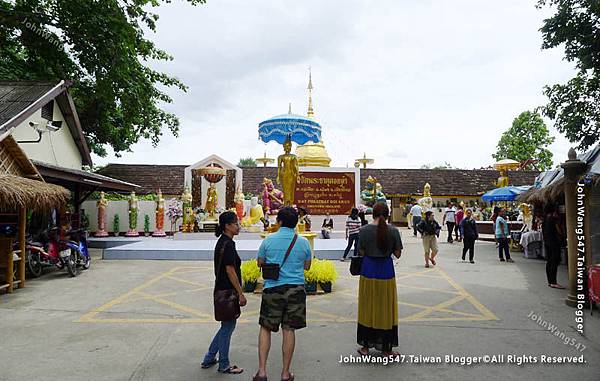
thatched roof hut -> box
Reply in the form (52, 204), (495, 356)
(0, 135), (70, 211)
(0, 174), (70, 212)
(519, 145), (600, 205)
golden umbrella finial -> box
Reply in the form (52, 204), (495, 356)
(354, 152), (374, 169)
(256, 151), (275, 167)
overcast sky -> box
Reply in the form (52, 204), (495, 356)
(93, 0), (577, 169)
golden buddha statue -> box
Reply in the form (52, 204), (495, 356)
(205, 183), (218, 218)
(277, 136), (299, 206)
(182, 186), (194, 232)
(242, 196), (264, 231)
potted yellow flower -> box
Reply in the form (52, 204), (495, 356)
(241, 259), (261, 292)
(315, 259), (338, 293)
(304, 258), (319, 294)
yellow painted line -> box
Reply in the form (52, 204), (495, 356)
(136, 291), (213, 319)
(437, 268), (499, 321)
(76, 266), (183, 322)
(402, 295), (465, 321)
(397, 301), (481, 318)
(396, 283), (463, 295)
(165, 275), (209, 288)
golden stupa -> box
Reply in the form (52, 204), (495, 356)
(295, 68), (332, 167)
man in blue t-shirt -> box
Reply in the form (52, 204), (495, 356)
(495, 208), (513, 262)
(254, 207), (312, 381)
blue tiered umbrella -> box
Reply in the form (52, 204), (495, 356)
(258, 112), (322, 145)
(481, 186), (532, 202)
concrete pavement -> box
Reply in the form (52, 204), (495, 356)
(0, 234), (598, 381)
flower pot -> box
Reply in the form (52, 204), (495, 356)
(320, 282), (332, 293)
(305, 281), (317, 294)
(243, 281), (257, 293)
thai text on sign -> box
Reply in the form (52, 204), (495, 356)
(294, 171), (356, 215)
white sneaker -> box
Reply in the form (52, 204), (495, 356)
(340, 258), (345, 262)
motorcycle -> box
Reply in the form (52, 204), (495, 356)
(64, 228), (91, 271)
(26, 227), (80, 277)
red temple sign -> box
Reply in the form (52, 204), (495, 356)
(294, 171), (356, 215)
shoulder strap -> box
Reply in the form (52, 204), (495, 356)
(280, 234), (298, 267)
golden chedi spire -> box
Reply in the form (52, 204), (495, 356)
(307, 67), (315, 119)
(295, 67), (332, 167)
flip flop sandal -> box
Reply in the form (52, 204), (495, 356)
(282, 373), (295, 381)
(357, 348), (369, 356)
(253, 373), (268, 381)
(201, 359), (218, 369)
(219, 365), (244, 374)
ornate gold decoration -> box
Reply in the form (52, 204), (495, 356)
(277, 137), (299, 206)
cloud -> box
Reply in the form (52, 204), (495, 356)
(94, 0), (577, 170)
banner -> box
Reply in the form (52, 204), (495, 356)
(294, 171), (356, 215)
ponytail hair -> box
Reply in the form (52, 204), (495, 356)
(215, 211), (238, 237)
(372, 202), (390, 251)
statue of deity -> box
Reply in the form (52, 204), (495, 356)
(234, 187), (245, 220)
(153, 189), (166, 237)
(277, 137), (299, 206)
(519, 203), (533, 231)
(205, 183), (218, 218)
(95, 191), (109, 237)
(418, 183), (434, 214)
(182, 187), (194, 232)
(262, 178), (284, 215)
(126, 191), (139, 237)
(360, 176), (387, 207)
(241, 196), (265, 232)
(497, 168), (509, 188)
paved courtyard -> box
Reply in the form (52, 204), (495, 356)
(1, 234), (599, 381)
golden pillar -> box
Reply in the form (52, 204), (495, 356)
(562, 148), (588, 307)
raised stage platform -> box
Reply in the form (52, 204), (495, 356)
(92, 235), (348, 260)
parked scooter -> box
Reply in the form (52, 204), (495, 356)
(64, 228), (91, 271)
(26, 227), (79, 277)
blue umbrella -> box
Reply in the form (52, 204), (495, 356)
(258, 113), (322, 145)
(481, 186), (531, 202)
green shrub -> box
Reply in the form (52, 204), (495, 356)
(144, 215), (150, 234)
(113, 214), (120, 234)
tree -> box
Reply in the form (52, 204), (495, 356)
(237, 157), (256, 167)
(0, 0), (205, 156)
(492, 111), (555, 170)
(537, 0), (600, 150)
(420, 162), (457, 170)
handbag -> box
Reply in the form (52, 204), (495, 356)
(262, 234), (298, 280)
(213, 242), (241, 321)
(349, 255), (363, 276)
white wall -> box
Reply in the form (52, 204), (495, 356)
(81, 199), (183, 234)
(11, 102), (83, 169)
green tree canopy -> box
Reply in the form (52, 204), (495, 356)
(493, 111), (555, 170)
(537, 0), (600, 150)
(0, 0), (205, 157)
(238, 157), (257, 167)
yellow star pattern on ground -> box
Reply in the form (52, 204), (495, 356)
(76, 265), (497, 324)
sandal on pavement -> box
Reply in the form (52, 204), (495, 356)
(281, 373), (295, 381)
(430, 258), (436, 266)
(549, 284), (566, 289)
(357, 348), (369, 356)
(201, 358), (218, 369)
(219, 365), (243, 374)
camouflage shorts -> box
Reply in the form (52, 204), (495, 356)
(259, 284), (306, 332)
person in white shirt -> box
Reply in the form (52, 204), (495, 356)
(409, 202), (423, 237)
(442, 203), (457, 243)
